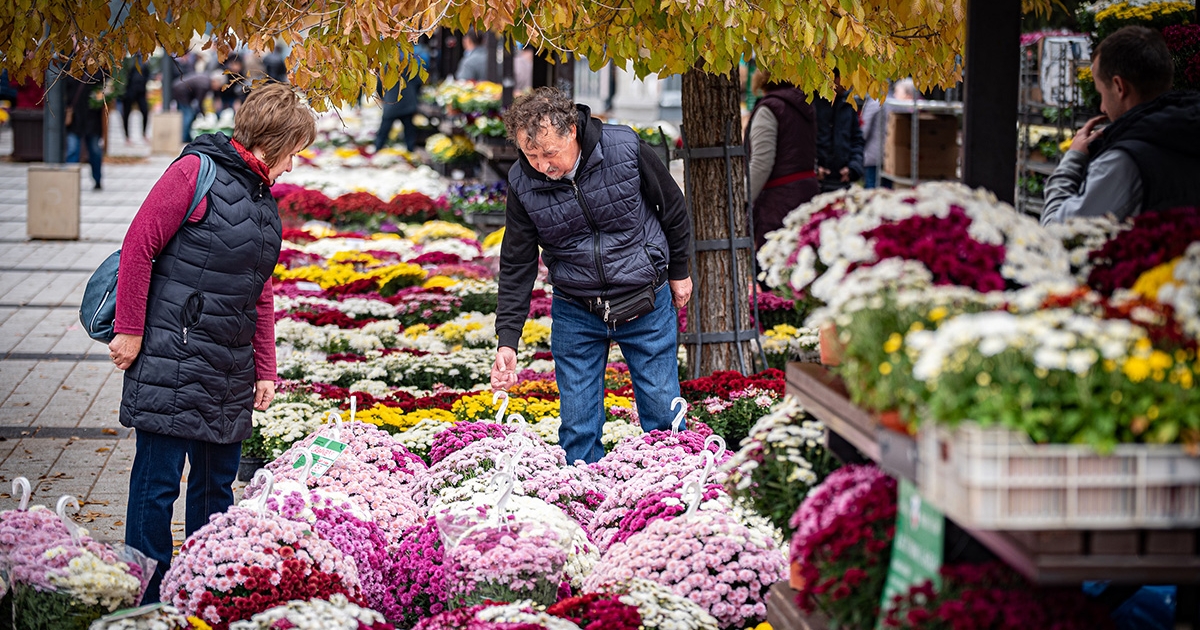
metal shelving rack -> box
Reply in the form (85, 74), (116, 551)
(1016, 35), (1093, 217)
(878, 99), (964, 188)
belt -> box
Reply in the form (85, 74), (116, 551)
(556, 269), (669, 306)
(765, 170), (818, 189)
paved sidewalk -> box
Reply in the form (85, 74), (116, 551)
(0, 112), (210, 547)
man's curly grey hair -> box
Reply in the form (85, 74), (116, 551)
(503, 86), (577, 147)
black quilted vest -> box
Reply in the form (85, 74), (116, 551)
(1091, 91), (1200, 213)
(508, 121), (669, 298)
(120, 133), (281, 444)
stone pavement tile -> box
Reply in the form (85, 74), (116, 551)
(0, 306), (49, 353)
(34, 436), (113, 497)
(8, 309), (75, 355)
(29, 271), (89, 307)
(12, 242), (73, 269)
(0, 273), (33, 303)
(35, 362), (115, 427)
(0, 360), (74, 426)
(80, 369), (125, 427)
(0, 360), (37, 404)
(0, 437), (70, 491)
(51, 327), (101, 356)
(0, 272), (57, 305)
(0, 307), (14, 327)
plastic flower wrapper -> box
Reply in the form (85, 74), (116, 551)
(590, 578), (719, 630)
(585, 491), (785, 630)
(246, 449), (422, 545)
(588, 444), (731, 552)
(160, 499), (363, 629)
(417, 433), (566, 508)
(263, 418), (427, 483)
(437, 493), (571, 606)
(226, 593), (394, 630)
(427, 440), (608, 526)
(6, 497), (155, 630)
(426, 420), (514, 465)
(546, 593), (643, 630)
(413, 602), (583, 630)
(255, 484), (395, 617)
(86, 604), (197, 629)
(789, 465), (897, 630)
(589, 428), (729, 484)
(722, 397), (839, 536)
(437, 472), (599, 594)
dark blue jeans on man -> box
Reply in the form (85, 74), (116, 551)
(180, 104), (198, 143)
(125, 430), (240, 604)
(66, 133), (103, 188)
(551, 281), (681, 464)
(375, 111), (417, 152)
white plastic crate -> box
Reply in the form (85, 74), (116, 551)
(918, 423), (1200, 530)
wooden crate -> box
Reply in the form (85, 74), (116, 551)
(27, 165), (81, 240)
(883, 111), (959, 181)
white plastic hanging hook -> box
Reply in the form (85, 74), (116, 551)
(697, 450), (716, 487)
(504, 440), (528, 476)
(326, 411), (343, 443)
(682, 481), (703, 517)
(670, 397), (687, 433)
(252, 469), (275, 516)
(56, 495), (82, 545)
(704, 434), (727, 460)
(349, 396), (357, 424)
(294, 447), (315, 485)
(490, 471), (515, 515)
(505, 412), (526, 427)
(492, 391), (510, 424)
(12, 477), (31, 511)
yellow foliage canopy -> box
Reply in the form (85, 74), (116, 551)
(1, 0), (1052, 105)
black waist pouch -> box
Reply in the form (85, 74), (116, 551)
(591, 283), (657, 326)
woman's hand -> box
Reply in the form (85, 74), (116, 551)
(254, 380), (276, 411)
(108, 334), (143, 370)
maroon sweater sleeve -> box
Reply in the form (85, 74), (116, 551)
(115, 155), (278, 381)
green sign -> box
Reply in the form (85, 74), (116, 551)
(291, 435), (348, 478)
(877, 478), (944, 629)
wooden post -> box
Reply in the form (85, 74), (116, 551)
(962, 0), (1020, 204)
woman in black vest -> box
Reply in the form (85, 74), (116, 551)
(746, 70), (820, 251)
(108, 83), (316, 603)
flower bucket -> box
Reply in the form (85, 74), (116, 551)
(818, 323), (844, 367)
(788, 560), (805, 591)
(237, 456), (267, 483)
(878, 410), (911, 435)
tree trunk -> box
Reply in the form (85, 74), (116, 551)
(680, 67), (755, 377)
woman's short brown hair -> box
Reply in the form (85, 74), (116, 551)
(233, 83), (317, 167)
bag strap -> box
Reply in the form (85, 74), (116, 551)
(181, 153), (215, 227)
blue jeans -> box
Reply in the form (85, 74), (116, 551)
(180, 104), (197, 142)
(551, 282), (682, 464)
(66, 133), (103, 187)
(125, 430), (241, 604)
(864, 165), (879, 189)
(375, 111), (417, 152)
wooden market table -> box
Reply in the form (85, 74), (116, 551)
(784, 362), (1200, 585)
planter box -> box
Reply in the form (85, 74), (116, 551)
(918, 422), (1200, 530)
(27, 165), (81, 240)
(152, 111), (184, 155)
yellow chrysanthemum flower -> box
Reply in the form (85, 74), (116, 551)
(1130, 257), (1182, 301)
(482, 227), (506, 251)
(423, 275), (460, 290)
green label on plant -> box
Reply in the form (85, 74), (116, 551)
(292, 435), (348, 478)
(877, 478), (944, 629)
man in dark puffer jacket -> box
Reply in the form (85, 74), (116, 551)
(1042, 26), (1200, 224)
(491, 87), (693, 464)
